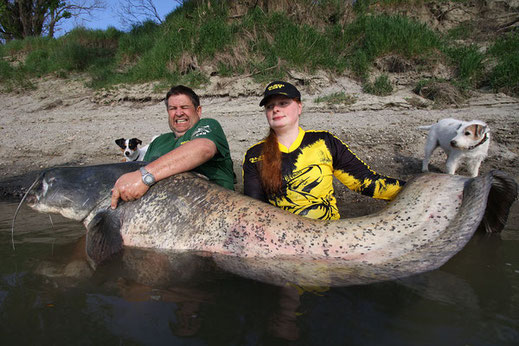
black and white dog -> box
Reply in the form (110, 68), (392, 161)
(419, 118), (490, 177)
(115, 136), (158, 162)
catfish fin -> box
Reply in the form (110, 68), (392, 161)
(86, 209), (123, 267)
(477, 170), (518, 233)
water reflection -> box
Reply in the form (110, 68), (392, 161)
(1, 201), (519, 345)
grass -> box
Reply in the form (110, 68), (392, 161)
(363, 74), (394, 96)
(116, 20), (161, 63)
(1, 26), (121, 86)
(340, 14), (443, 79)
(0, 0), (517, 97)
(487, 33), (519, 95)
(315, 92), (357, 105)
(444, 45), (484, 89)
(0, 59), (35, 92)
(446, 22), (476, 40)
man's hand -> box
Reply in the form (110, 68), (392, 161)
(110, 170), (149, 209)
(109, 137), (216, 209)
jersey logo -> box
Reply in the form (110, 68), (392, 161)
(249, 155), (263, 163)
(192, 125), (212, 138)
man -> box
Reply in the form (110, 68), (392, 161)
(110, 85), (234, 209)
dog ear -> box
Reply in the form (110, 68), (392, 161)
(115, 138), (126, 149)
(476, 125), (488, 137)
(128, 138), (142, 149)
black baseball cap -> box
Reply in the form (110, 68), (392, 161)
(259, 81), (301, 107)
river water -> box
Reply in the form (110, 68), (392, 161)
(1, 201), (518, 345)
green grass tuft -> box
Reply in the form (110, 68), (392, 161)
(363, 74), (394, 95)
(315, 92), (357, 105)
(0, 59), (14, 79)
(116, 20), (161, 63)
(487, 33), (519, 95)
(444, 45), (484, 89)
(342, 15), (443, 78)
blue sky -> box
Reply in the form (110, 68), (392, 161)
(59, 1), (178, 35)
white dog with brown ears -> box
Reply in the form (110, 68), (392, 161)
(419, 118), (490, 177)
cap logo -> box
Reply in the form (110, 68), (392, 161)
(267, 83), (285, 91)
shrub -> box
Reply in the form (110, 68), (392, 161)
(487, 33), (519, 95)
(0, 59), (13, 79)
(0, 59), (35, 91)
(1, 36), (53, 55)
(341, 15), (443, 78)
(63, 26), (122, 50)
(23, 49), (51, 76)
(363, 74), (394, 95)
(117, 20), (161, 63)
(445, 45), (484, 89)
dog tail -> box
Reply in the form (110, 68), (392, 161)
(418, 125), (432, 131)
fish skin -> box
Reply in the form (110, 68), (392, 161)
(23, 163), (517, 287)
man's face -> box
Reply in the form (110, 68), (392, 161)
(167, 94), (202, 137)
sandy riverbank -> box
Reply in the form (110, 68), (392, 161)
(1, 75), (518, 217)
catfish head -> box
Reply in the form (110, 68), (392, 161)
(25, 162), (146, 222)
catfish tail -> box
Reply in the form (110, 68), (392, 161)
(477, 170), (518, 233)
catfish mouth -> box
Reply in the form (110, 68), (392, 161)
(24, 178), (45, 207)
(11, 170), (94, 250)
(25, 192), (38, 206)
(23, 175), (52, 210)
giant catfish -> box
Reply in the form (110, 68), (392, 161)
(17, 162), (518, 287)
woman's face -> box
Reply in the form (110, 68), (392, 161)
(264, 96), (302, 132)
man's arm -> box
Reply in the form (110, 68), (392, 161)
(110, 137), (217, 209)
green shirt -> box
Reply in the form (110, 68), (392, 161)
(143, 118), (235, 190)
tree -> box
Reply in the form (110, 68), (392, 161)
(46, 0), (106, 38)
(0, 0), (106, 42)
(116, 0), (168, 29)
(0, 0), (48, 40)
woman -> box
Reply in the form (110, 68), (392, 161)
(243, 81), (405, 220)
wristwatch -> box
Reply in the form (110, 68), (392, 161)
(139, 167), (156, 187)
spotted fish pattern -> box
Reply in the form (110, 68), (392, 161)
(25, 163), (517, 287)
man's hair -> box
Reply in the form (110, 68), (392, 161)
(164, 85), (200, 109)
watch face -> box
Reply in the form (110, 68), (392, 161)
(144, 174), (154, 185)
(140, 168), (155, 186)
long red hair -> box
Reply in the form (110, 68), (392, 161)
(260, 128), (282, 194)
(259, 97), (301, 194)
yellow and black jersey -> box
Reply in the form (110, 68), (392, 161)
(242, 128), (405, 220)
